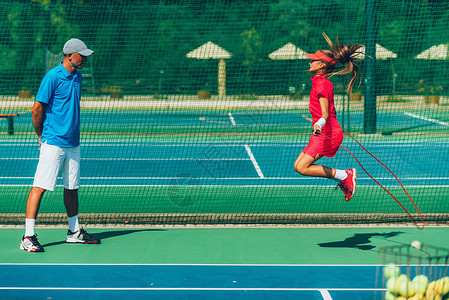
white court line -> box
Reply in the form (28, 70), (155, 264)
(244, 145), (265, 179)
(1, 142), (449, 147)
(228, 111), (265, 179)
(0, 263), (389, 266)
(2, 176), (447, 180)
(228, 112), (237, 126)
(404, 112), (449, 127)
(2, 185), (448, 188)
(0, 158), (249, 161)
(0, 287), (385, 291)
(319, 289), (333, 300)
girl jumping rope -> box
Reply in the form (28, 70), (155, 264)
(294, 33), (363, 201)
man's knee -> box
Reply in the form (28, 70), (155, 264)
(29, 186), (46, 196)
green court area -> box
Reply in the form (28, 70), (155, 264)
(1, 186), (448, 226)
(1, 226), (449, 264)
(1, 106), (448, 227)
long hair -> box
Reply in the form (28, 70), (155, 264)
(318, 32), (364, 94)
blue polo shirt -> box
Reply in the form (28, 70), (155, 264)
(36, 62), (82, 147)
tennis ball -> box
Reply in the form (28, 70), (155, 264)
(384, 263), (401, 279)
(398, 274), (412, 296)
(443, 277), (449, 295)
(387, 277), (401, 294)
(434, 277), (449, 295)
(425, 292), (442, 300)
(385, 291), (396, 300)
(440, 276), (449, 295)
(412, 275), (429, 295)
(427, 281), (436, 294)
(411, 240), (422, 250)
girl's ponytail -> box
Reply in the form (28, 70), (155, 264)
(321, 32), (364, 94)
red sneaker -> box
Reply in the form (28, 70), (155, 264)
(337, 168), (357, 201)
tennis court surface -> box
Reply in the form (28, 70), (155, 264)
(2, 1), (449, 299)
(1, 107), (449, 300)
(1, 226), (449, 300)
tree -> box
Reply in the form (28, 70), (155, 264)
(241, 27), (262, 93)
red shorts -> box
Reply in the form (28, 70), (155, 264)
(303, 126), (343, 158)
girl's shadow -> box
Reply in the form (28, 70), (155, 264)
(318, 231), (404, 250)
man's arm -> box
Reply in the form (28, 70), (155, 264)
(31, 101), (45, 145)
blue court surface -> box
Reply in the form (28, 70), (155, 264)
(1, 141), (448, 187)
(1, 109), (448, 187)
(0, 264), (385, 300)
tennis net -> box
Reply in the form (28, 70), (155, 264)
(0, 0), (448, 225)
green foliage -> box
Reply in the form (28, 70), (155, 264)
(241, 27), (262, 68)
(0, 0), (447, 95)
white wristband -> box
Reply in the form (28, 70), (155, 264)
(314, 118), (326, 128)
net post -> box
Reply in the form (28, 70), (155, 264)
(364, 0), (377, 134)
(7, 116), (14, 135)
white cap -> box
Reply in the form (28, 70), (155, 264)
(63, 38), (94, 56)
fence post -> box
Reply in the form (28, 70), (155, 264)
(364, 0), (377, 134)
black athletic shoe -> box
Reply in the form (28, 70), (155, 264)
(66, 228), (101, 244)
(20, 235), (45, 252)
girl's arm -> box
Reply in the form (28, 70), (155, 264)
(313, 96), (329, 135)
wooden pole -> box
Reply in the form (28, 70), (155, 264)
(218, 58), (226, 98)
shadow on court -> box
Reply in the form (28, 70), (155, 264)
(42, 229), (166, 248)
(317, 231), (404, 250)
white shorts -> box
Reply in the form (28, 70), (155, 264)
(33, 142), (80, 191)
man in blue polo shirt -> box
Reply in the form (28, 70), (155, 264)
(20, 38), (100, 252)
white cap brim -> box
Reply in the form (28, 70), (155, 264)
(78, 49), (94, 56)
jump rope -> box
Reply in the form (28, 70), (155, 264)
(303, 115), (425, 230)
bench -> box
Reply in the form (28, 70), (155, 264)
(0, 113), (20, 135)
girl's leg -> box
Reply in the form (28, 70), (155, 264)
(294, 152), (335, 178)
(294, 152), (356, 201)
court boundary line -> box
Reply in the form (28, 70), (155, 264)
(228, 112), (237, 126)
(0, 158), (251, 161)
(2, 142), (449, 146)
(244, 145), (264, 178)
(404, 112), (449, 127)
(1, 184), (448, 188)
(2, 176), (447, 180)
(319, 289), (333, 300)
(0, 263), (440, 266)
(0, 287), (386, 291)
(227, 111), (265, 179)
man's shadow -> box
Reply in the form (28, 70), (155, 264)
(318, 231), (404, 251)
(42, 229), (166, 248)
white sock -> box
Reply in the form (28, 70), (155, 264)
(333, 169), (348, 182)
(25, 218), (35, 237)
(68, 215), (80, 233)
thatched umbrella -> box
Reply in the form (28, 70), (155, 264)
(358, 44), (398, 96)
(415, 44), (449, 60)
(268, 42), (308, 60)
(358, 44), (397, 60)
(415, 44), (448, 103)
(186, 41), (232, 97)
(268, 43), (309, 96)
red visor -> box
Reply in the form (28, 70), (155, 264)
(306, 50), (336, 64)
